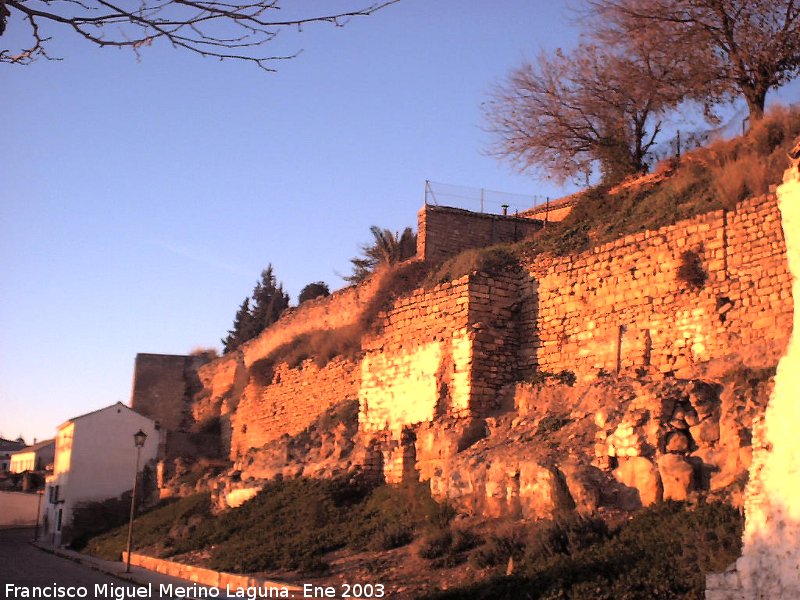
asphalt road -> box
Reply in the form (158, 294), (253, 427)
(0, 528), (208, 599)
(0, 528), (135, 588)
(0, 528), (316, 599)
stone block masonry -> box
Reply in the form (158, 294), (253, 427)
(359, 276), (473, 435)
(131, 353), (208, 433)
(417, 204), (544, 264)
(524, 194), (792, 378)
(160, 187), (792, 494)
(230, 357), (360, 460)
(359, 271), (523, 435)
(193, 265), (406, 425)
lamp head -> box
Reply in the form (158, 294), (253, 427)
(133, 429), (147, 448)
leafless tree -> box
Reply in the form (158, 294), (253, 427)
(0, 0), (398, 68)
(486, 41), (691, 184)
(587, 0), (800, 120)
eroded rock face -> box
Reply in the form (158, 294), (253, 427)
(431, 455), (574, 519)
(614, 456), (662, 507)
(657, 454), (694, 501)
(420, 370), (771, 518)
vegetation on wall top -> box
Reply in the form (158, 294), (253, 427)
(346, 226), (418, 284)
(222, 265), (290, 354)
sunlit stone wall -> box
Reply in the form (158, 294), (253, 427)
(523, 194), (792, 379)
(359, 276), (473, 435)
(359, 271), (523, 436)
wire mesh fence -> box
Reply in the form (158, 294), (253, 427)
(424, 180), (550, 215)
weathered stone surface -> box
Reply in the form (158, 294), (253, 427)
(665, 431), (691, 453)
(560, 461), (602, 515)
(657, 454), (694, 501)
(518, 461), (574, 519)
(690, 419), (721, 445)
(614, 456), (662, 507)
(524, 194), (790, 379)
(172, 186), (787, 528)
(415, 418), (486, 481)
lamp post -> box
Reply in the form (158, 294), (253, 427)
(125, 429), (147, 574)
(33, 488), (44, 542)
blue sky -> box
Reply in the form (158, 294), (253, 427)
(1, 1), (797, 443)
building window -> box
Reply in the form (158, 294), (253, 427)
(56, 509), (62, 531)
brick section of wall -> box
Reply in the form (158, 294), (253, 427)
(230, 357), (360, 459)
(131, 353), (197, 432)
(418, 205), (543, 265)
(523, 194), (793, 377)
(359, 276), (473, 435)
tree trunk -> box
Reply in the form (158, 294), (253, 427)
(744, 86), (767, 121)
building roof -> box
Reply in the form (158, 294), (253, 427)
(10, 438), (55, 455)
(57, 401), (155, 431)
(0, 438), (26, 452)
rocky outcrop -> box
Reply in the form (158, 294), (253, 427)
(414, 366), (772, 519)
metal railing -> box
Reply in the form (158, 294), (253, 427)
(424, 180), (549, 216)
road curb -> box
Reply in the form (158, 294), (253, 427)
(30, 540), (156, 588)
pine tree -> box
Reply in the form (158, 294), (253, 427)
(221, 298), (254, 354)
(221, 264), (290, 354)
(250, 265), (290, 333)
(298, 281), (330, 304)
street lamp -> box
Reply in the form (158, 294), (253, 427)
(125, 429), (147, 573)
(33, 488), (44, 542)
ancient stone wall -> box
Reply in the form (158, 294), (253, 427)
(359, 276), (473, 435)
(359, 271), (523, 439)
(131, 353), (204, 432)
(239, 268), (394, 369)
(194, 265), (402, 426)
(183, 190), (791, 494)
(417, 205), (543, 265)
(524, 194), (792, 378)
(230, 357), (360, 460)
(467, 272), (526, 413)
(706, 146), (800, 600)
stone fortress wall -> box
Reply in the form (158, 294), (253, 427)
(525, 194), (792, 377)
(132, 192), (792, 486)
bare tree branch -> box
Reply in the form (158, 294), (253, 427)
(1, 0), (399, 67)
(586, 0), (800, 119)
(486, 41), (689, 185)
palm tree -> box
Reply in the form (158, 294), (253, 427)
(345, 226), (417, 284)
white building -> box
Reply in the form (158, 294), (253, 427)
(0, 437), (26, 472)
(10, 438), (55, 473)
(44, 402), (159, 546)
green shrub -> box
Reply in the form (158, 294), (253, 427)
(80, 478), (454, 575)
(420, 528), (482, 569)
(349, 481), (455, 551)
(469, 522), (529, 569)
(677, 250), (708, 289)
(424, 501), (742, 600)
(82, 494), (212, 561)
